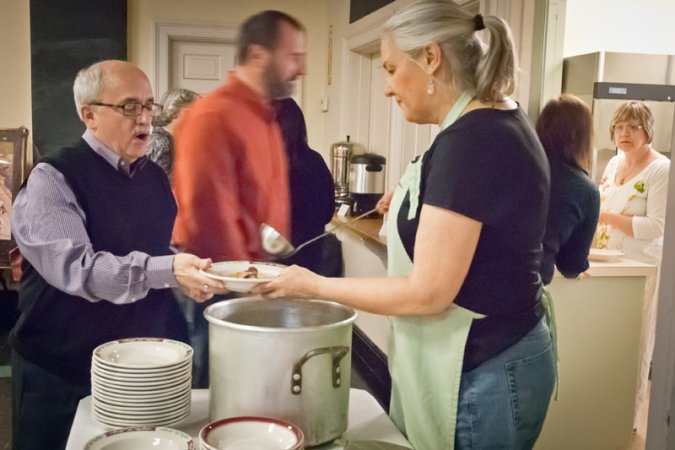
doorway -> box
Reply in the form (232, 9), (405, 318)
(155, 22), (303, 104)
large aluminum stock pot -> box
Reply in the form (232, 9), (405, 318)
(204, 297), (358, 446)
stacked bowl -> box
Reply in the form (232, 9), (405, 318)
(91, 337), (193, 428)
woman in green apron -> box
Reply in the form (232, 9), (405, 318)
(256, 1), (555, 448)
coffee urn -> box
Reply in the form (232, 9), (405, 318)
(330, 136), (354, 208)
(350, 153), (386, 217)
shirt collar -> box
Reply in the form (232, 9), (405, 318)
(82, 129), (148, 178)
(226, 73), (276, 122)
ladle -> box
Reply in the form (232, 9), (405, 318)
(260, 207), (379, 258)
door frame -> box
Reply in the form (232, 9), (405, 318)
(155, 22), (237, 98)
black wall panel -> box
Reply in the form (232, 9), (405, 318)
(30, 0), (126, 155)
(349, 0), (395, 23)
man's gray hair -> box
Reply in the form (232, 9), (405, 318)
(73, 62), (104, 120)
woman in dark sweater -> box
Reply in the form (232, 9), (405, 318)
(536, 94), (600, 285)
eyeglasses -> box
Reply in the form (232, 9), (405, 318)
(90, 102), (162, 117)
(612, 123), (644, 133)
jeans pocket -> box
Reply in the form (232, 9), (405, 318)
(505, 342), (555, 439)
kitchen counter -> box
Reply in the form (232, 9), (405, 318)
(536, 258), (655, 450)
(67, 388), (410, 449)
(585, 255), (655, 277)
(334, 214), (654, 275)
(332, 215), (386, 247)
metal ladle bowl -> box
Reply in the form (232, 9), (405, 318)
(260, 207), (379, 259)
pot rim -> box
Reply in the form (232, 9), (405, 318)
(204, 296), (357, 333)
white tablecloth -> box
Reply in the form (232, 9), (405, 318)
(66, 388), (410, 449)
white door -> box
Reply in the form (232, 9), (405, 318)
(157, 23), (303, 105)
(170, 39), (236, 95)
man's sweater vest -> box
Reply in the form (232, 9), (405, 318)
(10, 140), (187, 385)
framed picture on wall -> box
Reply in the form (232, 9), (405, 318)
(0, 127), (29, 242)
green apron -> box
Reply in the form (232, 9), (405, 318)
(386, 92), (483, 450)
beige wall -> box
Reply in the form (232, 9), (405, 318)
(323, 0), (352, 153)
(127, 0), (330, 154)
(0, 0), (32, 138)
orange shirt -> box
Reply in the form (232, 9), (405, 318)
(172, 74), (290, 261)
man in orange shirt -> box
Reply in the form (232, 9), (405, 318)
(171, 10), (306, 387)
(173, 10), (305, 261)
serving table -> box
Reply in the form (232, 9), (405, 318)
(66, 388), (411, 449)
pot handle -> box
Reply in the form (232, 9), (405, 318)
(291, 346), (349, 395)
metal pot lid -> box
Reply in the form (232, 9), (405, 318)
(350, 153), (386, 165)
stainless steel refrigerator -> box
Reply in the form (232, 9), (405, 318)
(562, 51), (675, 184)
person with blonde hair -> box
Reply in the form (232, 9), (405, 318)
(596, 100), (670, 430)
(255, 1), (554, 448)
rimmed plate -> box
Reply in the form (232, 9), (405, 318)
(93, 338), (193, 369)
(92, 397), (191, 418)
(589, 248), (625, 262)
(84, 426), (194, 450)
(200, 261), (285, 293)
(93, 392), (191, 413)
(93, 404), (189, 421)
(92, 357), (191, 377)
(92, 370), (191, 389)
(91, 383), (191, 403)
(200, 416), (304, 450)
(92, 377), (191, 398)
(92, 407), (190, 428)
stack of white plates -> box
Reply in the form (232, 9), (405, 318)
(91, 338), (193, 428)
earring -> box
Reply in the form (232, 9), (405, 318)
(426, 77), (435, 95)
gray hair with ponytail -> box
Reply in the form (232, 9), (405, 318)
(382, 0), (517, 102)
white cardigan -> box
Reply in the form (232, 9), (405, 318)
(598, 152), (670, 265)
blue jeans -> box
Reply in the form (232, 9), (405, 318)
(455, 318), (555, 450)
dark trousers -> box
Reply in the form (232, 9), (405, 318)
(11, 351), (90, 450)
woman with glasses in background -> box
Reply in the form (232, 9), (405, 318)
(596, 100), (670, 430)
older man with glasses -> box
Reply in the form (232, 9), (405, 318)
(9, 59), (225, 450)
